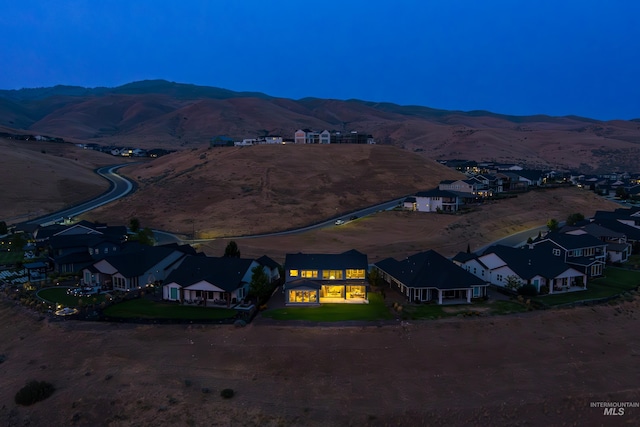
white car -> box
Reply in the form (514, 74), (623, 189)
(335, 220), (345, 226)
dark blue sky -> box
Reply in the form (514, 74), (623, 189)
(2, 1), (639, 120)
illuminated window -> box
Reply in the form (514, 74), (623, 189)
(290, 269), (298, 277)
(301, 270), (318, 278)
(346, 269), (365, 279)
(322, 270), (343, 280)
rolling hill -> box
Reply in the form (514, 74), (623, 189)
(1, 79), (640, 172)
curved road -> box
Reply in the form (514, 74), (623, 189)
(26, 163), (136, 226)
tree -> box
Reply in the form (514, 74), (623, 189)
(224, 241), (241, 258)
(546, 218), (559, 231)
(566, 213), (585, 226)
(615, 186), (628, 200)
(466, 243), (471, 254)
(249, 265), (271, 305)
(129, 218), (141, 233)
(136, 227), (155, 246)
(0, 221), (7, 235)
(504, 275), (522, 291)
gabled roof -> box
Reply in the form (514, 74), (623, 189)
(48, 234), (120, 250)
(375, 250), (485, 290)
(590, 218), (640, 241)
(285, 249), (368, 271)
(256, 255), (281, 270)
(452, 252), (477, 263)
(164, 256), (255, 292)
(538, 231), (607, 250)
(561, 223), (625, 240)
(481, 245), (577, 280)
(101, 246), (182, 278)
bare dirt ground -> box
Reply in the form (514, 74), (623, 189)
(1, 297), (639, 426)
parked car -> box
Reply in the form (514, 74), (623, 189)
(349, 215), (358, 221)
(335, 220), (345, 225)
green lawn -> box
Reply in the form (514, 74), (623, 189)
(103, 298), (237, 320)
(401, 300), (529, 320)
(261, 293), (394, 321)
(37, 287), (108, 307)
(0, 251), (24, 264)
(534, 267), (640, 306)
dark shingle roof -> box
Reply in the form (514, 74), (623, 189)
(256, 255), (281, 270)
(284, 249), (368, 271)
(164, 256), (255, 292)
(101, 246), (182, 277)
(375, 250), (485, 290)
(540, 232), (607, 250)
(482, 245), (576, 280)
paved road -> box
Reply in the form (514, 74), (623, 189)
(174, 197), (407, 245)
(25, 163), (136, 226)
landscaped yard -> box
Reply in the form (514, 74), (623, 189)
(261, 293), (394, 321)
(37, 287), (108, 307)
(401, 300), (529, 320)
(0, 251), (24, 265)
(103, 298), (237, 320)
(534, 267), (640, 306)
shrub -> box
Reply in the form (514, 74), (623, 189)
(220, 388), (235, 399)
(15, 380), (55, 406)
(539, 285), (549, 295)
(518, 284), (538, 297)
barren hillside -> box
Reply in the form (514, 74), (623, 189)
(2, 80), (640, 172)
(0, 139), (126, 223)
(83, 144), (464, 235)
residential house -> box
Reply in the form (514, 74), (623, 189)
(454, 245), (587, 294)
(412, 189), (463, 212)
(283, 249), (369, 305)
(163, 256), (261, 306)
(529, 232), (607, 278)
(561, 223), (632, 263)
(374, 250), (488, 304)
(256, 255), (282, 283)
(81, 245), (192, 291)
(294, 129), (331, 144)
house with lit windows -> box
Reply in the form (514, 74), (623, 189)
(283, 249), (369, 305)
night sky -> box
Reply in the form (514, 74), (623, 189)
(2, 1), (639, 120)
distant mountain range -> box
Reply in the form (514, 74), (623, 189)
(1, 79), (639, 172)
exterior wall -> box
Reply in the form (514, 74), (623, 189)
(414, 196), (442, 212)
(487, 265), (519, 287)
(439, 180), (475, 194)
(460, 259), (488, 280)
(294, 130), (306, 144)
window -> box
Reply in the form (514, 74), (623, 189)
(104, 247), (109, 253)
(497, 274), (503, 282)
(346, 269), (365, 279)
(473, 267), (477, 275)
(301, 270), (318, 278)
(289, 269), (298, 277)
(552, 249), (561, 256)
(322, 270), (343, 280)
(473, 287), (480, 297)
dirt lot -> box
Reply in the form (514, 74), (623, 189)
(1, 297), (639, 426)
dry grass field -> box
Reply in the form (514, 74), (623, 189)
(0, 139), (129, 224)
(1, 297), (639, 426)
(1, 140), (637, 426)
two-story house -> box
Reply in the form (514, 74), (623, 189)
(530, 232), (607, 278)
(283, 249), (369, 305)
